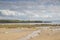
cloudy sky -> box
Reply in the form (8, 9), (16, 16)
(0, 0), (60, 21)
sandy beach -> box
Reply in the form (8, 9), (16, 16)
(0, 28), (34, 40)
(0, 26), (60, 40)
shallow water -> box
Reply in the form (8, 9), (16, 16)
(0, 23), (60, 25)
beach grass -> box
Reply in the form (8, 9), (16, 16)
(0, 24), (60, 28)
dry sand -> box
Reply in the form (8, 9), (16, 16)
(30, 28), (60, 40)
(0, 27), (60, 40)
(0, 28), (33, 40)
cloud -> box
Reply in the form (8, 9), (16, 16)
(0, 0), (60, 20)
(0, 10), (28, 20)
(0, 10), (26, 16)
(0, 10), (16, 16)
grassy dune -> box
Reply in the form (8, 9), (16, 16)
(0, 24), (60, 28)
